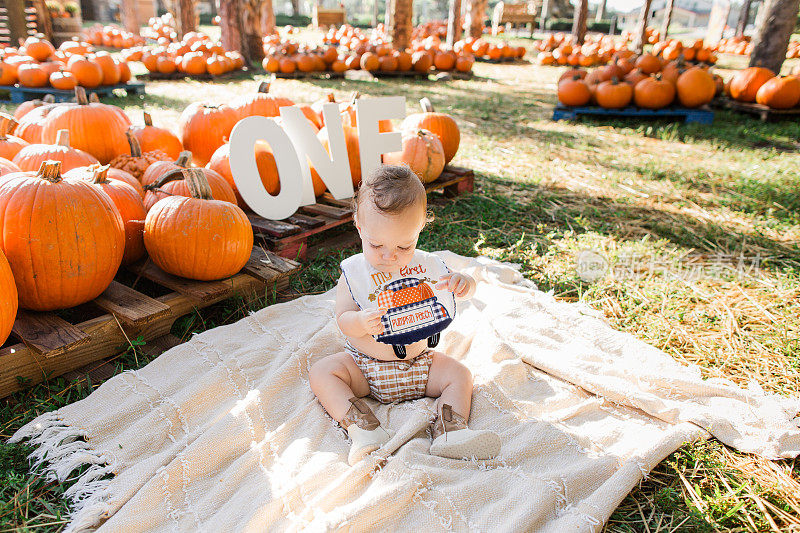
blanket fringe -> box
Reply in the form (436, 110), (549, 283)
(8, 411), (117, 533)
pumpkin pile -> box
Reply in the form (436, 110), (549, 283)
(536, 33), (632, 67)
(138, 32), (245, 77)
(714, 36), (799, 59)
(142, 13), (178, 45)
(621, 27), (661, 45)
(83, 24), (146, 49)
(651, 39), (717, 64)
(1, 35), (133, 90)
(557, 57), (720, 110)
(726, 67), (800, 109)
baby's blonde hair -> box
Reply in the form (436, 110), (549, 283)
(353, 165), (428, 218)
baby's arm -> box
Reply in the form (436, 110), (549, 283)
(435, 272), (476, 300)
(335, 275), (387, 337)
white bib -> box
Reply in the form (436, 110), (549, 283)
(341, 250), (456, 349)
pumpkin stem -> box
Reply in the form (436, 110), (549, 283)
(55, 129), (70, 146)
(89, 92), (100, 103)
(75, 86), (88, 105)
(143, 110), (153, 126)
(183, 168), (214, 200)
(125, 128), (142, 157)
(91, 164), (111, 184)
(257, 80), (270, 93)
(325, 92), (335, 102)
(37, 160), (63, 183)
(175, 150), (192, 167)
(0, 113), (17, 138)
(43, 94), (55, 103)
(420, 97), (434, 112)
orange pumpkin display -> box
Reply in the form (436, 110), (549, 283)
(130, 111), (183, 160)
(383, 128), (445, 183)
(65, 164), (147, 265)
(177, 102), (240, 166)
(0, 160), (124, 310)
(400, 98), (460, 164)
(144, 168), (253, 281)
(13, 129), (99, 171)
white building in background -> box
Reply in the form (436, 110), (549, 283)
(616, 0), (712, 29)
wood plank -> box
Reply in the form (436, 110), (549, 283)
(93, 281), (173, 327)
(300, 203), (351, 219)
(11, 311), (90, 358)
(247, 212), (302, 238)
(319, 194), (354, 208)
(139, 334), (184, 358)
(127, 260), (233, 303)
(260, 250), (300, 273)
(287, 213), (326, 229)
(242, 246), (285, 283)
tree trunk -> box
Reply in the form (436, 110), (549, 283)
(465, 0), (488, 38)
(595, 0), (606, 21)
(121, 0), (140, 34)
(219, 0), (268, 65)
(446, 0), (463, 45)
(748, 0), (800, 73)
(736, 0), (752, 37)
(391, 0), (413, 49)
(260, 0), (275, 36)
(175, 0), (198, 38)
(219, 0), (243, 54)
(572, 0), (588, 44)
(539, 0), (550, 29)
(209, 0), (217, 17)
(632, 0), (653, 54)
(290, 0), (299, 16)
(7, 0), (27, 46)
(373, 0), (379, 27)
(385, 0), (394, 29)
(661, 0), (675, 39)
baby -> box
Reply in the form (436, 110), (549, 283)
(309, 164), (501, 465)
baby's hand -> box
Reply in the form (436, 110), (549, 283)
(435, 273), (474, 298)
(358, 308), (387, 336)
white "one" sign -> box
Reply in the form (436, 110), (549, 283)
(229, 96), (406, 220)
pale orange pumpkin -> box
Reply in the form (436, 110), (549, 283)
(13, 129), (99, 171)
(177, 102), (240, 166)
(231, 81), (282, 119)
(383, 129), (445, 183)
(142, 164), (236, 211)
(0, 114), (29, 161)
(0, 157), (21, 179)
(400, 98), (460, 164)
(130, 111), (183, 160)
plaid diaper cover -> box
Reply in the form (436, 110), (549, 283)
(345, 341), (434, 404)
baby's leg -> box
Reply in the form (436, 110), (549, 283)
(309, 351), (371, 422)
(424, 351), (474, 419)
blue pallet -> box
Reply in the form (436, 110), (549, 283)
(0, 82), (146, 103)
(552, 104), (714, 124)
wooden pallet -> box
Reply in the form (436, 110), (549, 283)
(717, 97), (800, 122)
(136, 68), (250, 81)
(476, 57), (528, 64)
(249, 165), (475, 261)
(271, 70), (347, 79)
(552, 104), (714, 124)
(0, 245), (300, 398)
(344, 70), (474, 82)
(0, 82), (146, 103)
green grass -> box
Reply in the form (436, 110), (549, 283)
(1, 36), (800, 531)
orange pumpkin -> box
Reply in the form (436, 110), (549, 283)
(12, 94), (54, 121)
(17, 64), (48, 88)
(635, 53), (661, 74)
(13, 129), (99, 171)
(231, 81), (282, 119)
(23, 36), (55, 61)
(558, 76), (592, 106)
(41, 87), (131, 164)
(49, 69), (77, 90)
(143, 163), (236, 211)
(676, 67), (716, 108)
(0, 157), (21, 179)
(0, 160), (124, 310)
(0, 114), (29, 161)
(92, 51), (121, 85)
(143, 168), (252, 281)
(67, 55), (103, 88)
(0, 247), (16, 345)
(383, 128), (445, 183)
(755, 76), (800, 109)
(729, 67), (776, 102)
(109, 129), (172, 182)
(400, 98), (460, 164)
(177, 102), (240, 166)
(595, 78), (633, 109)
(130, 111), (183, 160)
(64, 164), (147, 265)
(634, 76), (676, 109)
(141, 150), (193, 188)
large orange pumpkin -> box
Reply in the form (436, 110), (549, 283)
(12, 94), (55, 121)
(65, 164), (147, 265)
(0, 160), (124, 310)
(41, 87), (131, 164)
(177, 102), (240, 166)
(231, 81), (282, 119)
(130, 111), (183, 160)
(12, 129), (99, 171)
(755, 76), (800, 109)
(0, 114), (29, 161)
(383, 129), (445, 183)
(729, 67), (776, 102)
(144, 168), (253, 281)
(400, 98), (460, 164)
(634, 77), (676, 109)
(595, 78), (633, 108)
(676, 67), (716, 108)
(0, 248), (16, 346)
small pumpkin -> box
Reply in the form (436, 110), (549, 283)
(12, 94), (55, 121)
(17, 63), (49, 88)
(130, 111), (183, 160)
(13, 129), (99, 171)
(0, 157), (21, 179)
(143, 168), (253, 281)
(109, 129), (172, 181)
(49, 69), (77, 90)
(65, 164), (147, 265)
(634, 53), (662, 74)
(400, 98), (459, 164)
(383, 128), (445, 184)
(0, 160), (124, 310)
(0, 114), (29, 161)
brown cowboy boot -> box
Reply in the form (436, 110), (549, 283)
(341, 397), (392, 465)
(429, 403), (501, 460)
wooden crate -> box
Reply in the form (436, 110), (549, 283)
(250, 165), (475, 261)
(0, 82), (146, 103)
(0, 246), (300, 398)
(718, 97), (800, 122)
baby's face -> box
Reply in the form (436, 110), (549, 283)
(355, 200), (426, 272)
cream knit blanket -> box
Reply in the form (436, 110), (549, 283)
(11, 252), (800, 533)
